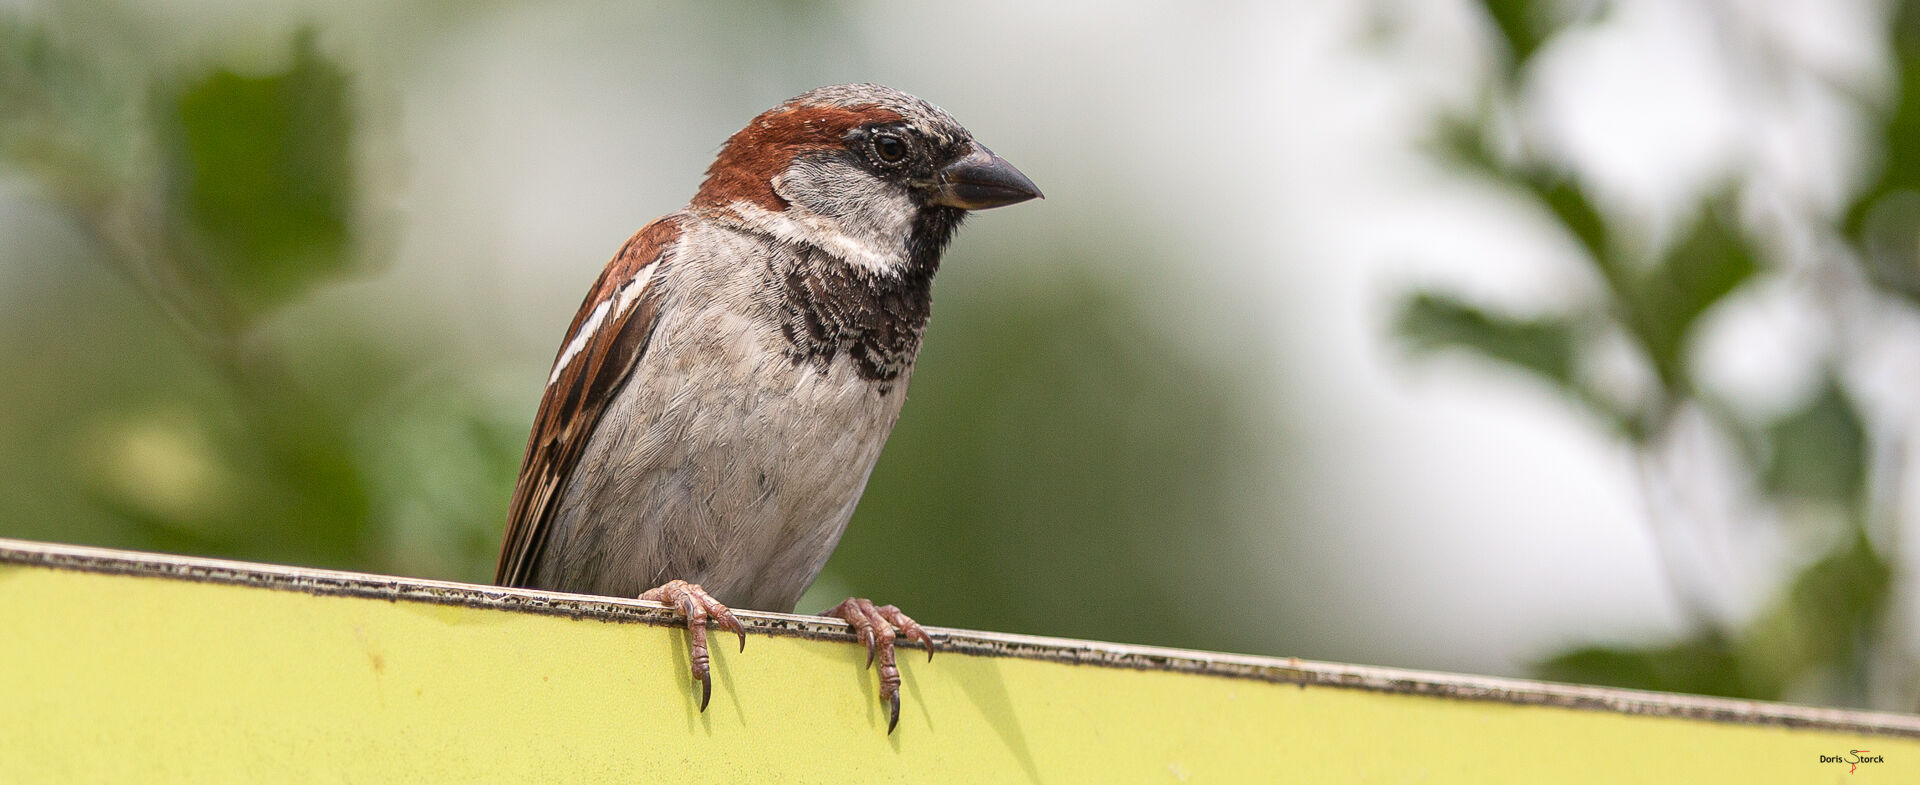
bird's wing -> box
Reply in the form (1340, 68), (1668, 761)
(495, 215), (685, 587)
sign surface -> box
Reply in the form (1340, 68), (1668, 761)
(1, 539), (1913, 783)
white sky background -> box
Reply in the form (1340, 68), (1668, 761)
(32, 0), (1917, 696)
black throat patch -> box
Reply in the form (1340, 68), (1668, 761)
(773, 206), (964, 389)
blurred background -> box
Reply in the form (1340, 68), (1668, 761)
(2, 0), (1916, 712)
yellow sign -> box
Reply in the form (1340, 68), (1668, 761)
(0, 538), (1913, 783)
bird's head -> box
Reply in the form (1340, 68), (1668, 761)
(694, 83), (1041, 276)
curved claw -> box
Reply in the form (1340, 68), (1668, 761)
(718, 610), (748, 653)
(637, 579), (743, 713)
(824, 597), (929, 734)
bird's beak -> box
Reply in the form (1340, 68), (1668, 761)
(928, 142), (1043, 210)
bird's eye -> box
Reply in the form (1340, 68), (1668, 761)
(872, 133), (908, 163)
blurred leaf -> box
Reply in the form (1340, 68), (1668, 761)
(1431, 114), (1503, 177)
(1739, 529), (1890, 701)
(1760, 379), (1867, 503)
(1844, 0), (1920, 241)
(1625, 203), (1758, 388)
(1857, 190), (1920, 302)
(158, 29), (356, 323)
(1433, 120), (1610, 266)
(1537, 635), (1764, 698)
(1534, 178), (1609, 265)
(1480, 0), (1550, 66)
(1436, 0), (1898, 711)
(1396, 292), (1579, 389)
(1543, 528), (1889, 702)
(0, 15), (393, 573)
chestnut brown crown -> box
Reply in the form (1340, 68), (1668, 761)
(694, 83), (1040, 216)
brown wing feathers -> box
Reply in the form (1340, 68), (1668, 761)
(495, 216), (684, 586)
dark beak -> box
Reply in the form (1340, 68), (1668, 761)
(928, 142), (1043, 210)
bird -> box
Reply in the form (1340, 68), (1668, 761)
(494, 83), (1041, 732)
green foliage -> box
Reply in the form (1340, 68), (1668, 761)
(1425, 120), (1761, 400)
(1852, 4), (1920, 305)
(1391, 199), (1759, 439)
(1536, 180), (1609, 262)
(1741, 529), (1891, 691)
(1846, 2), (1920, 236)
(159, 30), (357, 324)
(1760, 380), (1868, 504)
(1624, 201), (1758, 389)
(1538, 636), (1755, 698)
(1545, 529), (1891, 701)
(1480, 0), (1551, 66)
(1395, 292), (1579, 390)
(1397, 0), (1909, 708)
(0, 18), (515, 580)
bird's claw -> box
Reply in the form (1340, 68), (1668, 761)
(638, 579), (744, 712)
(824, 597), (935, 734)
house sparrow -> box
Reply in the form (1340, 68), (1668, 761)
(495, 83), (1040, 732)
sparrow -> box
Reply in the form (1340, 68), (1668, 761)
(495, 83), (1040, 732)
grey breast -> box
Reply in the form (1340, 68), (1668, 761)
(527, 223), (913, 612)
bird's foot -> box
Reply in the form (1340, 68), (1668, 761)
(822, 597), (935, 733)
(637, 579), (746, 711)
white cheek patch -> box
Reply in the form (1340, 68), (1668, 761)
(723, 158), (916, 275)
(547, 265), (657, 386)
(727, 201), (905, 275)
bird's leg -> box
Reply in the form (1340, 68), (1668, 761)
(822, 597), (935, 733)
(638, 579), (746, 711)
